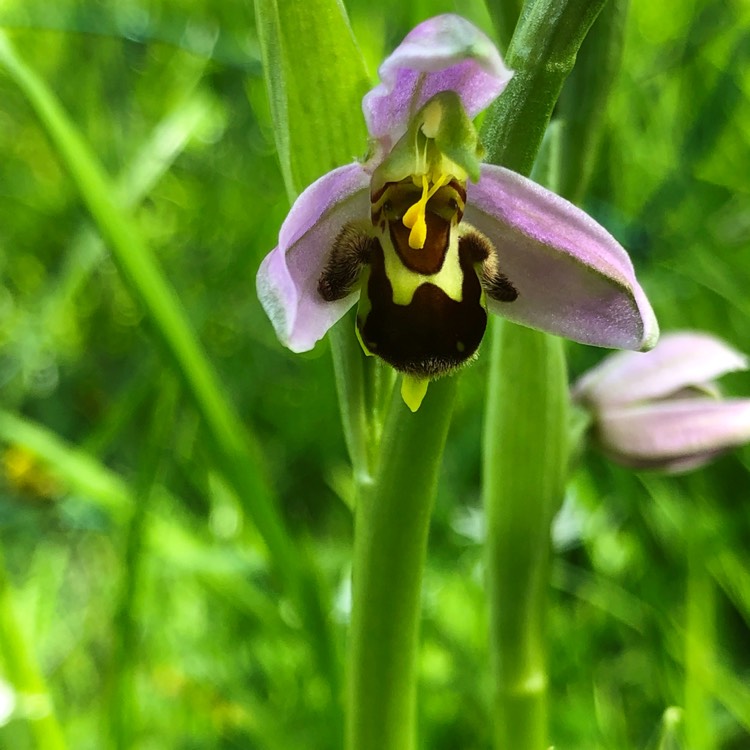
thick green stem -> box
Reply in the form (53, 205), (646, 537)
(483, 323), (568, 750)
(346, 376), (457, 750)
(481, 0), (608, 175)
(0, 554), (67, 750)
(480, 3), (606, 748)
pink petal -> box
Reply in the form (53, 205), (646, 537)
(256, 164), (370, 352)
(572, 331), (748, 407)
(597, 399), (750, 472)
(464, 165), (659, 350)
(363, 14), (512, 153)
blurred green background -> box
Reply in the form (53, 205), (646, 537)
(0, 0), (749, 748)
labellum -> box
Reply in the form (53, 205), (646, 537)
(318, 93), (518, 411)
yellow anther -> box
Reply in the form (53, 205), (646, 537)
(401, 173), (450, 250)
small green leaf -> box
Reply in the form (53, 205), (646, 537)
(253, 0), (371, 199)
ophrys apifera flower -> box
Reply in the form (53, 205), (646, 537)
(573, 332), (750, 472)
(257, 14), (658, 411)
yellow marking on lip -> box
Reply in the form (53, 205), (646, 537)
(382, 224), (464, 307)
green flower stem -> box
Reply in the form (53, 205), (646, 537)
(482, 0), (608, 175)
(480, 4), (606, 747)
(483, 323), (568, 750)
(0, 32), (339, 699)
(0, 552), (67, 750)
(346, 376), (458, 750)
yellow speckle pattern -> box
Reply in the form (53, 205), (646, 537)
(401, 375), (430, 412)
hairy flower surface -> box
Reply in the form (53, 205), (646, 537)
(573, 332), (750, 472)
(257, 14), (658, 411)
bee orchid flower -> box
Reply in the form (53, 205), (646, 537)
(573, 332), (750, 472)
(257, 14), (659, 411)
